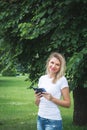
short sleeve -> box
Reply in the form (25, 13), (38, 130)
(60, 76), (69, 90)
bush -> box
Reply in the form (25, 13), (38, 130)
(1, 67), (16, 76)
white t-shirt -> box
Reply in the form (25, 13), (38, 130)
(38, 75), (69, 120)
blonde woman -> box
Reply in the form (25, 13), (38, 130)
(35, 52), (71, 130)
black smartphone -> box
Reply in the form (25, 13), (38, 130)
(32, 87), (46, 93)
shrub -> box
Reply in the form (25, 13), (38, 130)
(1, 67), (16, 76)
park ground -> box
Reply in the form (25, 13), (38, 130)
(0, 75), (87, 130)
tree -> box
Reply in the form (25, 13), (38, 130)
(0, 0), (87, 126)
(67, 48), (87, 125)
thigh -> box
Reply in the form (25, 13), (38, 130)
(45, 119), (63, 130)
(37, 116), (45, 130)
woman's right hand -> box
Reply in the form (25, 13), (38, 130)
(35, 92), (42, 106)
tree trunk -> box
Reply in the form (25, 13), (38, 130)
(73, 87), (87, 126)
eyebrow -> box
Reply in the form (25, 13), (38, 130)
(50, 61), (60, 65)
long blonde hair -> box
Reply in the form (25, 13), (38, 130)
(46, 52), (66, 83)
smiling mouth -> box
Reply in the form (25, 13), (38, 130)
(50, 68), (56, 71)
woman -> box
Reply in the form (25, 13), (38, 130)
(35, 52), (71, 130)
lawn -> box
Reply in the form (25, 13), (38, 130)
(0, 75), (87, 130)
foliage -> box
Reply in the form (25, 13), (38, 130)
(66, 47), (87, 90)
(0, 0), (87, 88)
(1, 65), (17, 76)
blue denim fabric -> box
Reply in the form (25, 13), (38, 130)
(37, 116), (63, 130)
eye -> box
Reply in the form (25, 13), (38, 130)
(56, 63), (60, 66)
(50, 61), (54, 64)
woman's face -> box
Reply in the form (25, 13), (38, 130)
(48, 57), (61, 76)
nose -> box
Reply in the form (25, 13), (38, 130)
(52, 64), (56, 68)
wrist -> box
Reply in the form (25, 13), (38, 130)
(35, 98), (40, 106)
(50, 95), (54, 101)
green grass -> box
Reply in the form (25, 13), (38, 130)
(0, 75), (87, 130)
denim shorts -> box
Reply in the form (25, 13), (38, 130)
(37, 116), (63, 130)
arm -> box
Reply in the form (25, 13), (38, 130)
(51, 87), (71, 108)
(42, 87), (71, 108)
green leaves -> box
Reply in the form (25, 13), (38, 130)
(67, 47), (87, 90)
(18, 23), (34, 39)
(0, 0), (87, 88)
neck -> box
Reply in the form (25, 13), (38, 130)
(48, 73), (56, 78)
